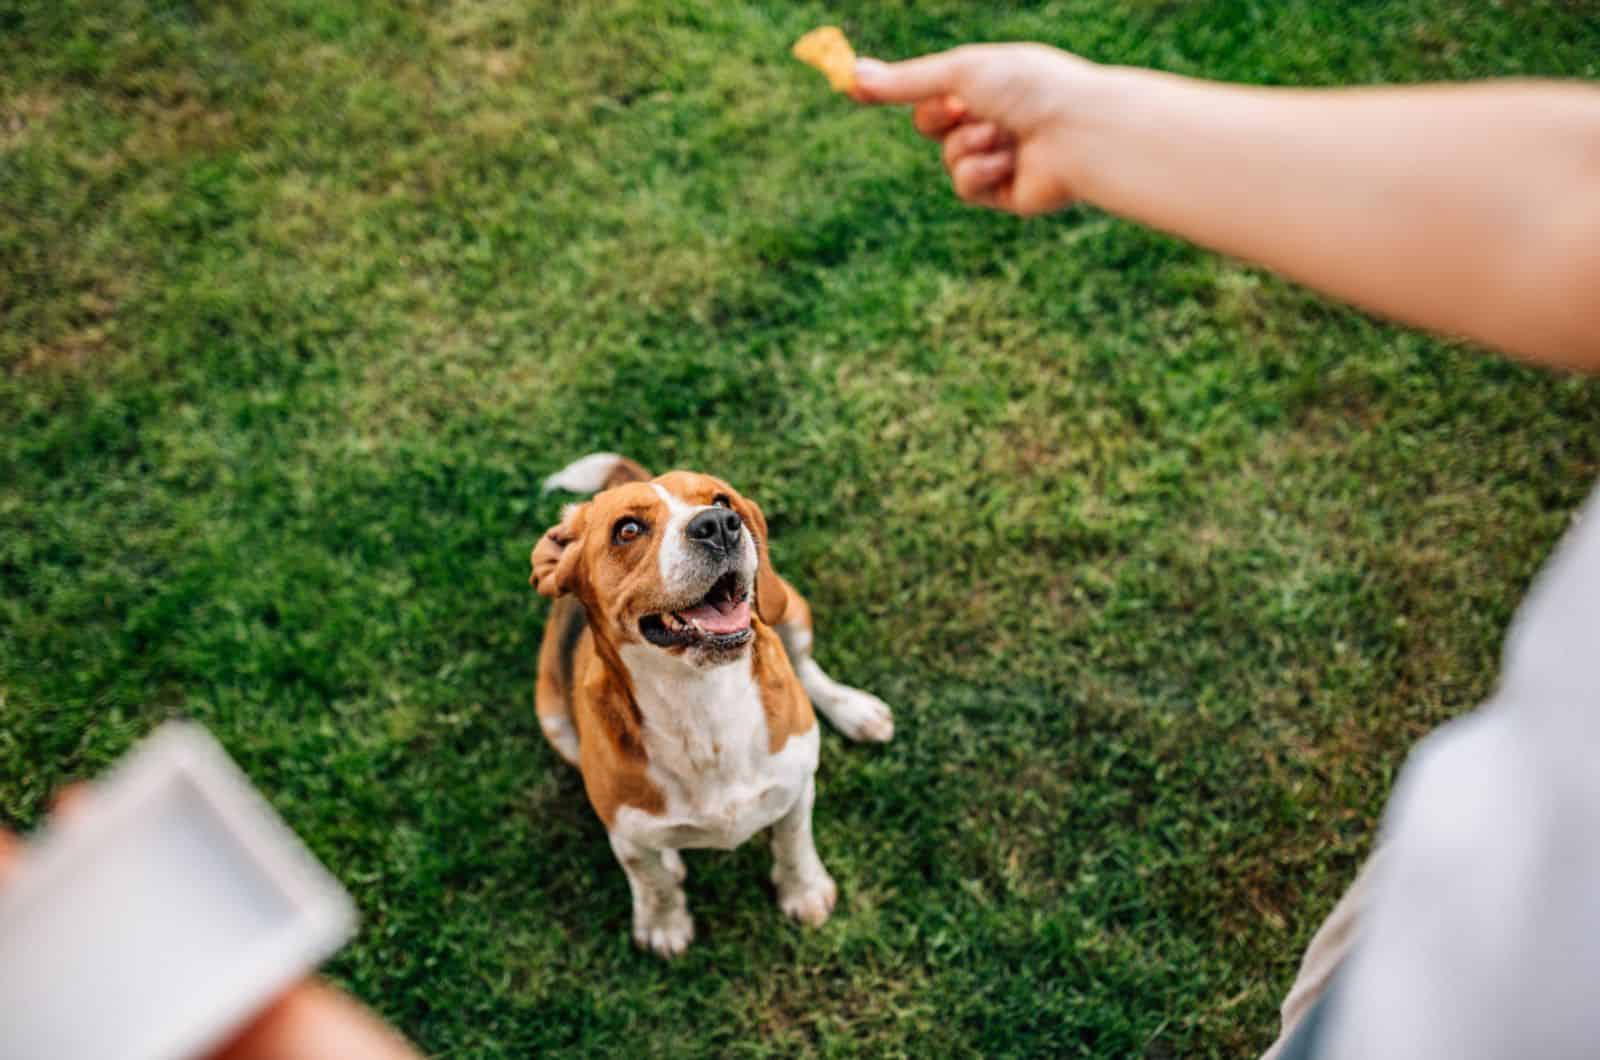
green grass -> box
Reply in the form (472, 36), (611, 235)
(4, 0), (1599, 1055)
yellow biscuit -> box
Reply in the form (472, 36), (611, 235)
(792, 26), (856, 94)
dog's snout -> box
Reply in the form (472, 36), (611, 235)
(687, 508), (743, 555)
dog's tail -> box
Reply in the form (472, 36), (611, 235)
(542, 452), (651, 495)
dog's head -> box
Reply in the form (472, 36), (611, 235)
(531, 471), (788, 667)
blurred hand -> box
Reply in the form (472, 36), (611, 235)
(210, 980), (419, 1060)
(852, 44), (1100, 215)
(0, 789), (419, 1060)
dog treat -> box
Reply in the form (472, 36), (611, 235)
(792, 26), (856, 94)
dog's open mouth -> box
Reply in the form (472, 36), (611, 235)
(640, 572), (752, 649)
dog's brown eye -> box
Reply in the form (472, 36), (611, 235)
(712, 494), (731, 509)
(613, 518), (645, 544)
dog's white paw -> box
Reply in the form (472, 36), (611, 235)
(776, 869), (838, 928)
(633, 902), (695, 959)
(832, 688), (894, 743)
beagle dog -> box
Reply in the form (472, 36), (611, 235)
(532, 453), (893, 957)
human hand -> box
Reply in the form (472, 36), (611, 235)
(0, 788), (419, 1060)
(209, 979), (419, 1060)
(852, 44), (1102, 216)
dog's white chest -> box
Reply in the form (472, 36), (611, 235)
(613, 647), (818, 851)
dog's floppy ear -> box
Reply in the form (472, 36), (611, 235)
(531, 503), (589, 598)
(730, 492), (789, 626)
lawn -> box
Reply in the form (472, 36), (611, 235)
(3, 1), (1599, 1055)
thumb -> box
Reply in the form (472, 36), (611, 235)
(853, 49), (974, 104)
(0, 830), (20, 885)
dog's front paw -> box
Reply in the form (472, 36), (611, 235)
(833, 688), (894, 743)
(776, 869), (837, 928)
(633, 901), (695, 959)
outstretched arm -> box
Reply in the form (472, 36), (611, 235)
(855, 47), (1600, 371)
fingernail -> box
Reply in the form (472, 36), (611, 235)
(854, 58), (888, 86)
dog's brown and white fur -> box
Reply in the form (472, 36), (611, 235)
(532, 453), (893, 957)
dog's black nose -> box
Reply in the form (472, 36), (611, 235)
(687, 508), (743, 555)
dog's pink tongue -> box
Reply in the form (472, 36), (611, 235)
(681, 598), (750, 634)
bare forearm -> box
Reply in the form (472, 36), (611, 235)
(1069, 71), (1600, 370)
